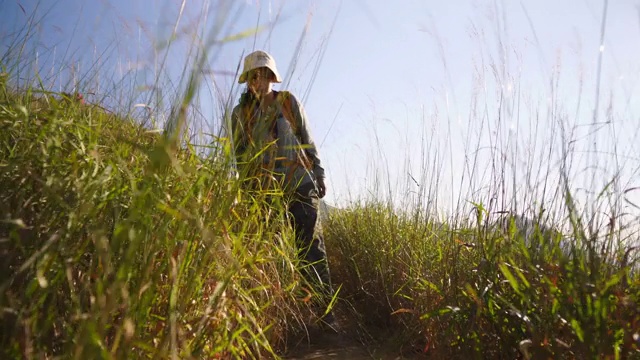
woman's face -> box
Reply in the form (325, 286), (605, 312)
(247, 67), (274, 97)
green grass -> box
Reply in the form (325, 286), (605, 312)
(0, 79), (315, 359)
(2, 64), (640, 360)
(325, 199), (639, 358)
(2, 4), (640, 358)
(0, 76), (640, 358)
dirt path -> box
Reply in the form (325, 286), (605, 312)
(280, 317), (417, 360)
(282, 328), (373, 359)
(282, 333), (417, 360)
(277, 298), (428, 360)
(284, 342), (375, 359)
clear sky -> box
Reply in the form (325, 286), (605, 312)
(2, 0), (639, 228)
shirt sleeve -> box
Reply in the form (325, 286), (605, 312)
(289, 93), (326, 180)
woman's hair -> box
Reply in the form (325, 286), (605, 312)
(237, 89), (261, 133)
(239, 89), (258, 109)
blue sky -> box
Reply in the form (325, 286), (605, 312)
(2, 0), (639, 226)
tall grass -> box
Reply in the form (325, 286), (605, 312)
(1, 2), (338, 358)
(2, 1), (640, 359)
(321, 3), (640, 358)
(0, 73), (323, 358)
(326, 199), (639, 358)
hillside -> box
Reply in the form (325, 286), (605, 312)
(1, 85), (639, 359)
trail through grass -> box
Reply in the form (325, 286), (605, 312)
(2, 1), (640, 358)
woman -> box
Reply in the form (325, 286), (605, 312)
(230, 50), (337, 329)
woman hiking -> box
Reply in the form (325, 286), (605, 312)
(230, 50), (337, 330)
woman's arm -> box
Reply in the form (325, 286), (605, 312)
(289, 94), (325, 180)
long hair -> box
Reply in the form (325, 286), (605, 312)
(237, 88), (281, 137)
(237, 89), (260, 138)
(239, 89), (258, 109)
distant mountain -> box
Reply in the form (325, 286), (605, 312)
(318, 200), (338, 222)
(490, 212), (571, 253)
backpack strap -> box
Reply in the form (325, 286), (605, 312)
(273, 90), (313, 173)
(275, 91), (299, 138)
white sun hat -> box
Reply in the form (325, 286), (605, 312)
(238, 50), (283, 84)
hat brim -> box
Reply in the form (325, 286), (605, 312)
(238, 67), (282, 84)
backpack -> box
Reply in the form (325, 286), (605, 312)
(273, 91), (313, 171)
(236, 90), (314, 181)
(239, 90), (298, 139)
(274, 91), (298, 137)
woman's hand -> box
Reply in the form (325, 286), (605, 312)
(316, 177), (326, 199)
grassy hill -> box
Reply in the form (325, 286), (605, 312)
(1, 79), (639, 359)
(0, 84), (310, 358)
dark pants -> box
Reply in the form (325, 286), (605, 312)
(288, 186), (334, 303)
